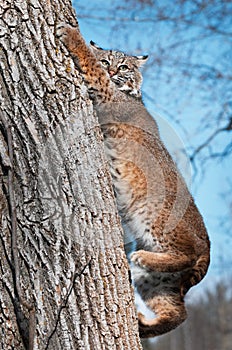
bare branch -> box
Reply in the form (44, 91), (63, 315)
(190, 117), (232, 162)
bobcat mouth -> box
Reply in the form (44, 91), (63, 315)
(111, 75), (125, 86)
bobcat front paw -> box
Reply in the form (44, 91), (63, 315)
(56, 23), (80, 48)
(137, 312), (152, 338)
(56, 23), (71, 38)
(130, 250), (149, 269)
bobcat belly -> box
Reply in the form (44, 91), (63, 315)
(131, 264), (183, 298)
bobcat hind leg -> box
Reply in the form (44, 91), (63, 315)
(138, 294), (187, 338)
(131, 250), (193, 273)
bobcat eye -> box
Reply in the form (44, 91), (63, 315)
(101, 59), (110, 67)
(118, 64), (129, 72)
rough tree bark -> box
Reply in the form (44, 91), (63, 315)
(0, 1), (142, 349)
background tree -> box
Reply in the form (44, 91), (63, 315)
(0, 1), (142, 349)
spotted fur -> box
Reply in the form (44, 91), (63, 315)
(57, 24), (210, 338)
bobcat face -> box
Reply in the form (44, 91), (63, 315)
(90, 41), (148, 98)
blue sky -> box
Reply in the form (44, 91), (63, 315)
(73, 0), (232, 288)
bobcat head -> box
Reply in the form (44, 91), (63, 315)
(90, 41), (148, 98)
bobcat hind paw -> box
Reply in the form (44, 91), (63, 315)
(137, 312), (146, 324)
(130, 250), (149, 269)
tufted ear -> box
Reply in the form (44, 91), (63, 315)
(134, 55), (149, 66)
(90, 40), (104, 51)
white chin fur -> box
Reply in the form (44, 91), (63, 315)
(118, 85), (131, 91)
(118, 85), (140, 97)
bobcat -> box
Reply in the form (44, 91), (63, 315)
(57, 24), (210, 338)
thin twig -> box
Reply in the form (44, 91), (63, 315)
(45, 259), (92, 350)
(190, 117), (232, 162)
(77, 13), (232, 36)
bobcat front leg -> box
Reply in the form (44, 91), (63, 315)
(56, 24), (115, 102)
(57, 23), (94, 73)
(131, 250), (193, 273)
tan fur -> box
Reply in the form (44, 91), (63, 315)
(57, 24), (210, 338)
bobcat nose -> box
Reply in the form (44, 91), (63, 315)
(109, 70), (116, 77)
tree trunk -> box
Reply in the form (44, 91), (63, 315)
(0, 1), (142, 349)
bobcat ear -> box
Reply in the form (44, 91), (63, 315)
(90, 40), (103, 51)
(135, 55), (149, 66)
